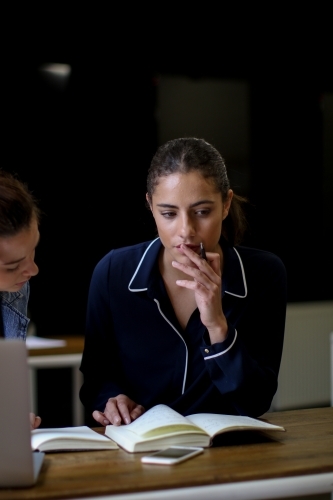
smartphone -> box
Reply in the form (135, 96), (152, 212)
(140, 446), (204, 465)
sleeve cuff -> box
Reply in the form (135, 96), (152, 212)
(201, 327), (237, 360)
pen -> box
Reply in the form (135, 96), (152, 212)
(200, 242), (207, 261)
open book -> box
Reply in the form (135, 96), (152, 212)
(31, 426), (118, 452)
(104, 404), (285, 453)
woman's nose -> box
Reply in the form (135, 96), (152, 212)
(179, 214), (195, 238)
(23, 260), (39, 277)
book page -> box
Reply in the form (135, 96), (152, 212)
(123, 404), (200, 437)
(186, 414), (285, 438)
(31, 426), (116, 449)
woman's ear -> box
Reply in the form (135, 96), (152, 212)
(146, 193), (153, 212)
(222, 189), (233, 220)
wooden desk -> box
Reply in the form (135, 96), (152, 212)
(27, 336), (85, 426)
(1, 407), (332, 500)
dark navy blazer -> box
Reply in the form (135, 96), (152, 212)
(79, 237), (287, 417)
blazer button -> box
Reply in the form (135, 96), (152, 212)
(204, 349), (209, 353)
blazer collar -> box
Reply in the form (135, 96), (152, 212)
(128, 237), (247, 299)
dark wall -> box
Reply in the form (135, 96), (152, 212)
(248, 77), (331, 301)
(5, 57), (158, 337)
(3, 20), (333, 340)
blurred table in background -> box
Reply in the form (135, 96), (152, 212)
(27, 336), (85, 426)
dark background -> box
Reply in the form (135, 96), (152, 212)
(3, 14), (332, 425)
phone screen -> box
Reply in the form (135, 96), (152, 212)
(152, 448), (196, 458)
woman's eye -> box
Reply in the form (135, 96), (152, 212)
(161, 212), (176, 218)
(196, 209), (210, 216)
(7, 266), (19, 272)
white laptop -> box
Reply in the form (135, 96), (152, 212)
(0, 339), (44, 488)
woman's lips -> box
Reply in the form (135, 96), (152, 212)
(175, 244), (200, 253)
(16, 280), (28, 287)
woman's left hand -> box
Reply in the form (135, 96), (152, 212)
(30, 412), (41, 430)
(172, 244), (228, 344)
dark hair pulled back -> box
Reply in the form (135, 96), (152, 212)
(147, 137), (248, 245)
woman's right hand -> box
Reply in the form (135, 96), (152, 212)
(92, 394), (145, 426)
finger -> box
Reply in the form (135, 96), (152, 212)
(173, 261), (221, 289)
(175, 246), (221, 282)
(130, 405), (145, 421)
(116, 401), (132, 425)
(179, 244), (222, 275)
(175, 279), (216, 298)
(104, 397), (125, 425)
(205, 252), (221, 276)
(33, 416), (42, 429)
(179, 244), (205, 265)
(29, 413), (35, 429)
(92, 410), (111, 426)
(29, 413), (41, 430)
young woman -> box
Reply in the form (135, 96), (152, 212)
(79, 137), (287, 427)
(0, 170), (42, 429)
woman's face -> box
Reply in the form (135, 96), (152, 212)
(0, 218), (39, 292)
(147, 171), (232, 267)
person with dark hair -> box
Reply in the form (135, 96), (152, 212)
(0, 170), (41, 429)
(79, 137), (287, 427)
